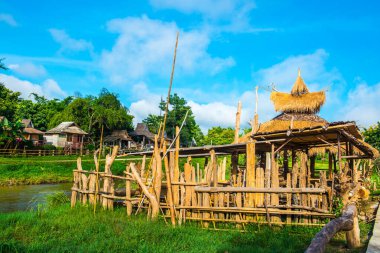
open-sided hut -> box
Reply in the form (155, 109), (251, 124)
(103, 130), (136, 150)
(129, 123), (155, 149)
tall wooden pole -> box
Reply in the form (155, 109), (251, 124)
(234, 101), (242, 143)
(93, 125), (104, 214)
(160, 32), (179, 145)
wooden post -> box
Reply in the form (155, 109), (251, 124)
(265, 152), (271, 189)
(173, 126), (180, 206)
(163, 143), (176, 225)
(154, 135), (162, 202)
(231, 152), (238, 185)
(337, 134), (342, 171)
(234, 101), (242, 143)
(126, 165), (132, 216)
(246, 142), (256, 207)
(286, 173), (292, 223)
(131, 163), (159, 220)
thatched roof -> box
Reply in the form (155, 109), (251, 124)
(45, 122), (88, 135)
(129, 123), (155, 140)
(104, 130), (133, 142)
(271, 71), (326, 113)
(257, 113), (328, 134)
(270, 91), (326, 114)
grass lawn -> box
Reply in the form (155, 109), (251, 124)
(0, 155), (144, 186)
(0, 200), (372, 253)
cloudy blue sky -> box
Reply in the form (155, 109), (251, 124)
(1, 0), (379, 131)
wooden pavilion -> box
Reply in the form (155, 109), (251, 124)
(71, 71), (378, 234)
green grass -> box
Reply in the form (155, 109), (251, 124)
(0, 201), (373, 253)
(0, 156), (143, 186)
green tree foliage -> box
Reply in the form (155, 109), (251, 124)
(200, 127), (235, 145)
(0, 84), (21, 121)
(0, 120), (24, 148)
(0, 59), (21, 121)
(144, 93), (203, 146)
(15, 94), (72, 131)
(143, 114), (161, 134)
(50, 89), (134, 139)
(363, 122), (380, 151)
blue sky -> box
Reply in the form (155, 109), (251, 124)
(1, 0), (379, 131)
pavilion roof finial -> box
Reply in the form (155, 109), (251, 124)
(291, 69), (309, 96)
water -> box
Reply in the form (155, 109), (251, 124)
(0, 183), (72, 213)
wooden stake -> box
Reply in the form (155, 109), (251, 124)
(234, 101), (242, 143)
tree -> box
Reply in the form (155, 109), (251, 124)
(363, 122), (380, 151)
(0, 84), (21, 121)
(200, 127), (235, 146)
(15, 93), (72, 131)
(144, 93), (203, 146)
(143, 114), (162, 134)
(50, 89), (134, 140)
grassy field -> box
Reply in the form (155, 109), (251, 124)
(0, 155), (142, 186)
(0, 197), (372, 253)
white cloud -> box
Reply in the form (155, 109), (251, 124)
(49, 29), (93, 54)
(8, 63), (47, 78)
(0, 74), (67, 99)
(129, 83), (162, 125)
(340, 81), (380, 128)
(0, 13), (17, 26)
(100, 15), (235, 85)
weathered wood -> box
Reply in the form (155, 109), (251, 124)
(173, 126), (180, 205)
(153, 135), (162, 202)
(234, 101), (242, 143)
(125, 165), (132, 216)
(130, 163), (159, 220)
(306, 203), (359, 253)
(246, 142), (256, 207)
(163, 143), (176, 225)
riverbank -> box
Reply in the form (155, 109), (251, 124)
(0, 201), (372, 253)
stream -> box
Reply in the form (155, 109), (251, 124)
(0, 183), (72, 213)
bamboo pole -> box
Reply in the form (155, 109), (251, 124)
(246, 142), (256, 207)
(130, 163), (159, 220)
(93, 125), (104, 214)
(234, 101), (242, 143)
(163, 142), (176, 225)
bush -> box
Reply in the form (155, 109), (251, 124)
(41, 144), (56, 150)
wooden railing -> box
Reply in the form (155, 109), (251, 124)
(0, 148), (91, 157)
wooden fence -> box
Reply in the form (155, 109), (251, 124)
(0, 148), (91, 157)
(71, 144), (336, 228)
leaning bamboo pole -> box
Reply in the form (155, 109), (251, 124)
(93, 125), (104, 214)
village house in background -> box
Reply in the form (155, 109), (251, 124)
(44, 122), (87, 149)
(21, 119), (44, 146)
(103, 130), (136, 150)
(129, 123), (156, 149)
(129, 123), (171, 150)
